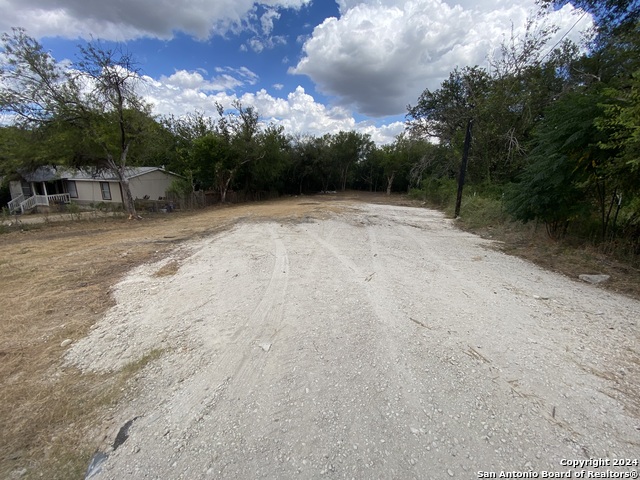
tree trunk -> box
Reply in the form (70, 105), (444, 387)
(220, 172), (233, 203)
(340, 164), (350, 191)
(455, 118), (474, 218)
(386, 172), (395, 195)
(107, 151), (140, 219)
(120, 176), (139, 219)
(370, 166), (373, 192)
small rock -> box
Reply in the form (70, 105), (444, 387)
(448, 469), (454, 476)
(60, 339), (72, 348)
(259, 343), (271, 352)
(578, 274), (610, 284)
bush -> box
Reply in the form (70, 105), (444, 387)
(456, 194), (508, 229)
(409, 177), (457, 207)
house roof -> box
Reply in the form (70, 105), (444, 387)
(21, 166), (182, 182)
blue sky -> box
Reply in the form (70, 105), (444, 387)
(1, 0), (592, 144)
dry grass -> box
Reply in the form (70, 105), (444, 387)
(466, 220), (640, 300)
(0, 196), (340, 479)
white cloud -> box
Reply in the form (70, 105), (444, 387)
(157, 66), (259, 94)
(0, 0), (311, 41)
(140, 75), (401, 144)
(245, 34), (287, 53)
(261, 8), (281, 35)
(291, 0), (593, 117)
(247, 38), (265, 53)
(242, 6), (289, 52)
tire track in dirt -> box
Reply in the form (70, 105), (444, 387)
(149, 224), (291, 430)
(227, 224), (290, 390)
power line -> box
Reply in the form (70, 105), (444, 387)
(538, 10), (589, 63)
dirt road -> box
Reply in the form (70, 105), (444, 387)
(66, 201), (640, 479)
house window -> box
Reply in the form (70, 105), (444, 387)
(100, 182), (112, 200)
(21, 180), (31, 197)
(67, 181), (78, 198)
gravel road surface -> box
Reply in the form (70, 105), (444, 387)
(67, 202), (640, 479)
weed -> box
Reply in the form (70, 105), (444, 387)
(120, 348), (165, 377)
(67, 202), (81, 220)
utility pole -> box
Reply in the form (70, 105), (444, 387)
(454, 118), (474, 218)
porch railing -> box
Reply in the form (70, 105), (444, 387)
(7, 193), (71, 214)
(19, 195), (40, 212)
(7, 194), (25, 213)
(47, 193), (71, 205)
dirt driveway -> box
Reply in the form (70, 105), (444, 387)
(62, 199), (640, 479)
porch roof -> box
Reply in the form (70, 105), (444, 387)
(20, 166), (180, 183)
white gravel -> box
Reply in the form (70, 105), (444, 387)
(67, 202), (640, 479)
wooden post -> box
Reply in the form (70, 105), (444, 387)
(454, 118), (474, 218)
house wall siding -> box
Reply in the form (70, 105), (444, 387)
(9, 181), (23, 199)
(75, 180), (123, 204)
(129, 170), (177, 200)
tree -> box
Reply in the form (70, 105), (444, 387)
(248, 124), (291, 196)
(372, 135), (413, 195)
(596, 69), (640, 172)
(406, 66), (490, 147)
(191, 131), (234, 202)
(0, 28), (82, 125)
(329, 131), (374, 191)
(216, 100), (263, 202)
(314, 135), (337, 192)
(504, 90), (612, 238)
(1, 29), (155, 218)
(163, 112), (216, 191)
(288, 135), (319, 194)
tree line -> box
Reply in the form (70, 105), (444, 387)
(1, 0), (638, 254)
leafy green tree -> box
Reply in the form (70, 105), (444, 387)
(596, 69), (640, 172)
(0, 28), (82, 125)
(191, 131), (235, 201)
(369, 135), (413, 195)
(407, 66), (490, 147)
(162, 111), (216, 191)
(406, 140), (451, 189)
(329, 131), (374, 191)
(310, 134), (335, 192)
(247, 124), (291, 196)
(288, 135), (320, 194)
(505, 90), (612, 238)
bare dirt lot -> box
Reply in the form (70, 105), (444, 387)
(2, 193), (639, 479)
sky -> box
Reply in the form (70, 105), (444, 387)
(1, 0), (593, 144)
